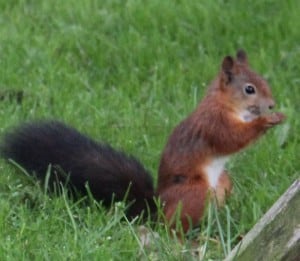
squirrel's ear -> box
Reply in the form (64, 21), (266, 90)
(236, 49), (247, 64)
(221, 56), (234, 84)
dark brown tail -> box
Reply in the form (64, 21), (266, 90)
(1, 120), (156, 218)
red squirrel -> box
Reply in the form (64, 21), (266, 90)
(0, 50), (285, 233)
(157, 50), (285, 231)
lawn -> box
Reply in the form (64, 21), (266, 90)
(0, 0), (299, 260)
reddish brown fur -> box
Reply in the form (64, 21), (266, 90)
(215, 171), (232, 206)
(157, 50), (285, 232)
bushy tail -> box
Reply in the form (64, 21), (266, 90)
(0, 121), (155, 217)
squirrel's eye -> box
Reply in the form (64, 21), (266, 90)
(244, 84), (256, 95)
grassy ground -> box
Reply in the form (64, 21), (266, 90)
(0, 0), (299, 260)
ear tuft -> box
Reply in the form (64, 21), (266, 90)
(222, 56), (234, 83)
(222, 56), (234, 72)
(236, 49), (247, 64)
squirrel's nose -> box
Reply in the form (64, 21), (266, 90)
(268, 100), (275, 110)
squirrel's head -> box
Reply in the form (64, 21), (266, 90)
(219, 50), (275, 122)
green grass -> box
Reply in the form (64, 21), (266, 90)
(0, 0), (299, 259)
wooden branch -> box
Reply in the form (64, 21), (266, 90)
(225, 179), (300, 261)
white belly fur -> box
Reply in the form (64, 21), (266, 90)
(204, 157), (229, 189)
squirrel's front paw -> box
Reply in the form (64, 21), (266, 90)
(265, 112), (286, 127)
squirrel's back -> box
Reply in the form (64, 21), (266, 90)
(1, 121), (155, 218)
